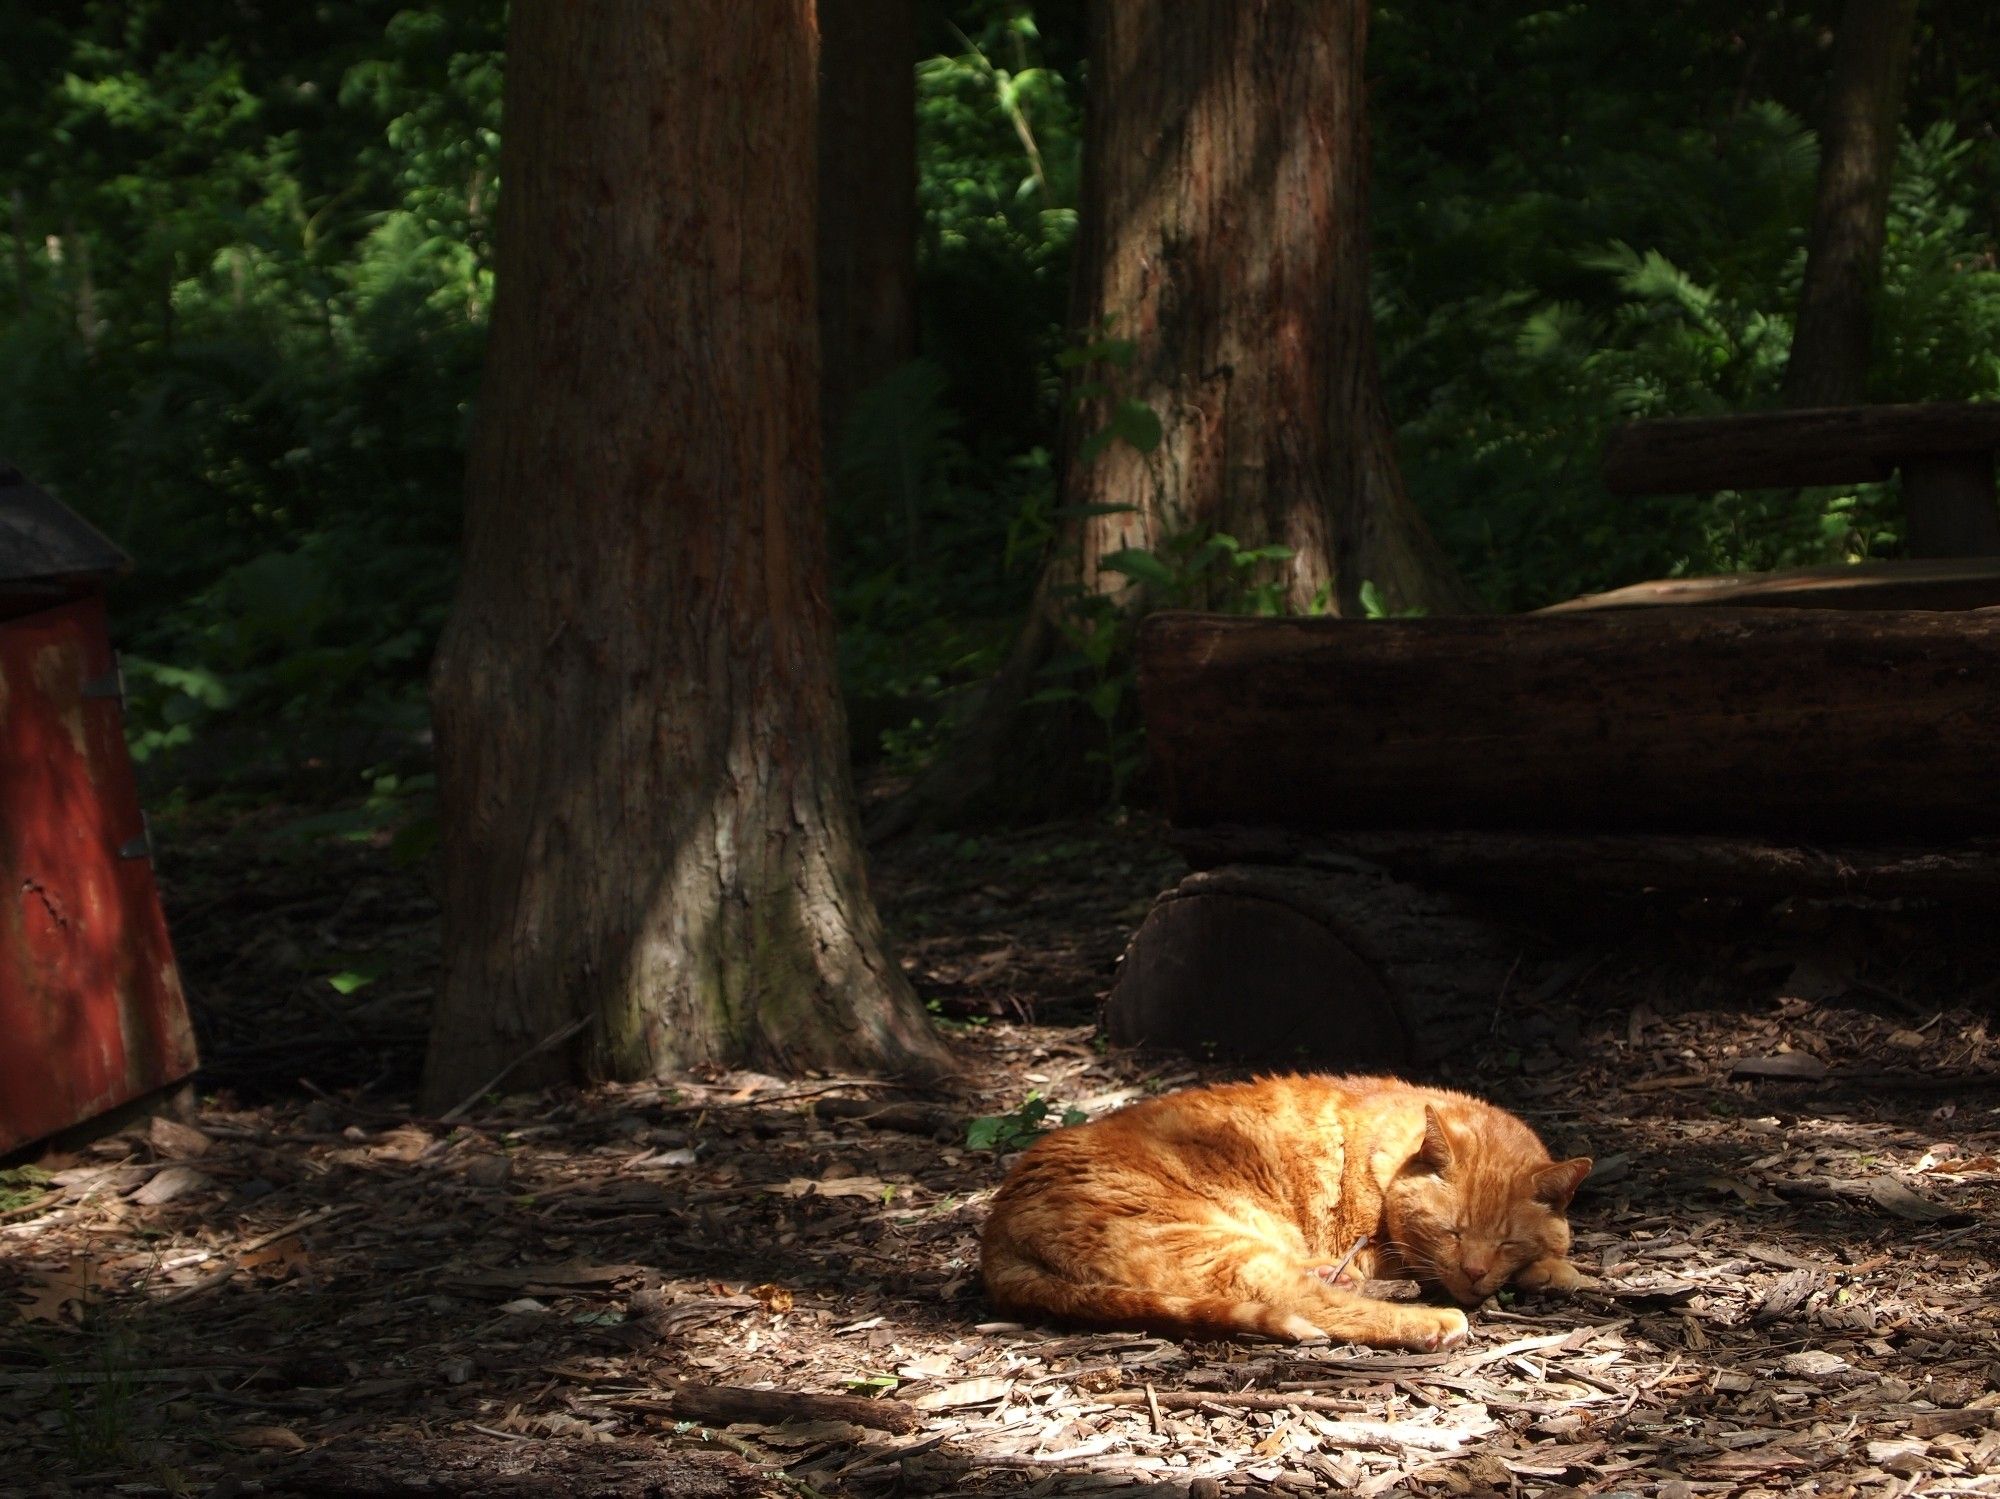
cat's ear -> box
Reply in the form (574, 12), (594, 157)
(1417, 1105), (1454, 1172)
(1533, 1157), (1592, 1211)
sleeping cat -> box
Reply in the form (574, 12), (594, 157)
(980, 1074), (1590, 1350)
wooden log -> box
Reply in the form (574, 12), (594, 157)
(1137, 608), (2000, 839)
(1540, 557), (2000, 614)
(1104, 862), (1519, 1066)
(1602, 401), (2000, 493)
(1169, 825), (2000, 905)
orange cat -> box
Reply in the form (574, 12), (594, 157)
(980, 1075), (1590, 1349)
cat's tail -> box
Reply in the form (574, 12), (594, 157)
(982, 1250), (1322, 1343)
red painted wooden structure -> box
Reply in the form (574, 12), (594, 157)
(0, 465), (196, 1152)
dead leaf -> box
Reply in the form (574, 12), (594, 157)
(239, 1237), (310, 1281)
(147, 1117), (213, 1160)
(1781, 1349), (1848, 1380)
(12, 1264), (98, 1325)
(748, 1283), (794, 1315)
(131, 1165), (211, 1206)
(769, 1175), (892, 1200)
(1702, 1174), (1783, 1207)
(1252, 1422), (1297, 1458)
(1730, 1053), (1828, 1082)
(234, 1425), (309, 1452)
(367, 1125), (436, 1163)
(1867, 1175), (1960, 1223)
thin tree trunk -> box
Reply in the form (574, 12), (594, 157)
(818, 0), (919, 451)
(879, 0), (1468, 829)
(1781, 0), (1919, 408)
(64, 217), (100, 352)
(423, 0), (952, 1108)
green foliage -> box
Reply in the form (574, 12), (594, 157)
(10, 0), (2000, 822)
(1372, 7), (2000, 611)
(915, 3), (1080, 459)
(0, 1), (499, 788)
(966, 1092), (1087, 1152)
(831, 358), (1046, 772)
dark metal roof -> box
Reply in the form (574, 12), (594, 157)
(0, 463), (129, 584)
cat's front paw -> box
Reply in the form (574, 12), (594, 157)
(1514, 1257), (1583, 1295)
(1393, 1306), (1468, 1352)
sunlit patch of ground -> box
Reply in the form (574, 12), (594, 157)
(3, 812), (1998, 1495)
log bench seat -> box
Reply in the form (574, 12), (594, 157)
(1103, 607), (2000, 1066)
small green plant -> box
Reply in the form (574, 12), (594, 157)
(0, 1165), (53, 1213)
(1031, 526), (1300, 807)
(53, 1324), (140, 1468)
(1358, 579), (1429, 620)
(966, 1092), (1087, 1152)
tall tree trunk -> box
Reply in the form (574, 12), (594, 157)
(818, 0), (919, 452)
(423, 0), (952, 1109)
(880, 0), (1468, 829)
(1063, 1), (1467, 620)
(1781, 0), (1919, 408)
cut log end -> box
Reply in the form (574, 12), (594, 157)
(1105, 864), (1518, 1068)
(1106, 889), (1411, 1067)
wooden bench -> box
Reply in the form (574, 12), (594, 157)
(1102, 608), (2000, 1068)
(1603, 401), (2000, 558)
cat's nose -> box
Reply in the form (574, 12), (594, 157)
(1461, 1259), (1490, 1283)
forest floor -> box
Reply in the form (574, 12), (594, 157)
(4, 806), (2000, 1497)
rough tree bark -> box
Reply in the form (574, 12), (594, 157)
(818, 0), (918, 450)
(423, 0), (952, 1108)
(1060, 1), (1467, 620)
(1781, 0), (1920, 408)
(884, 0), (1469, 828)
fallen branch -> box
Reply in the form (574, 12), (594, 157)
(440, 1015), (592, 1122)
(809, 1098), (961, 1137)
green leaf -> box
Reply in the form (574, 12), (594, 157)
(1098, 548), (1175, 588)
(1108, 398), (1162, 454)
(327, 962), (386, 995)
(1087, 679), (1123, 724)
